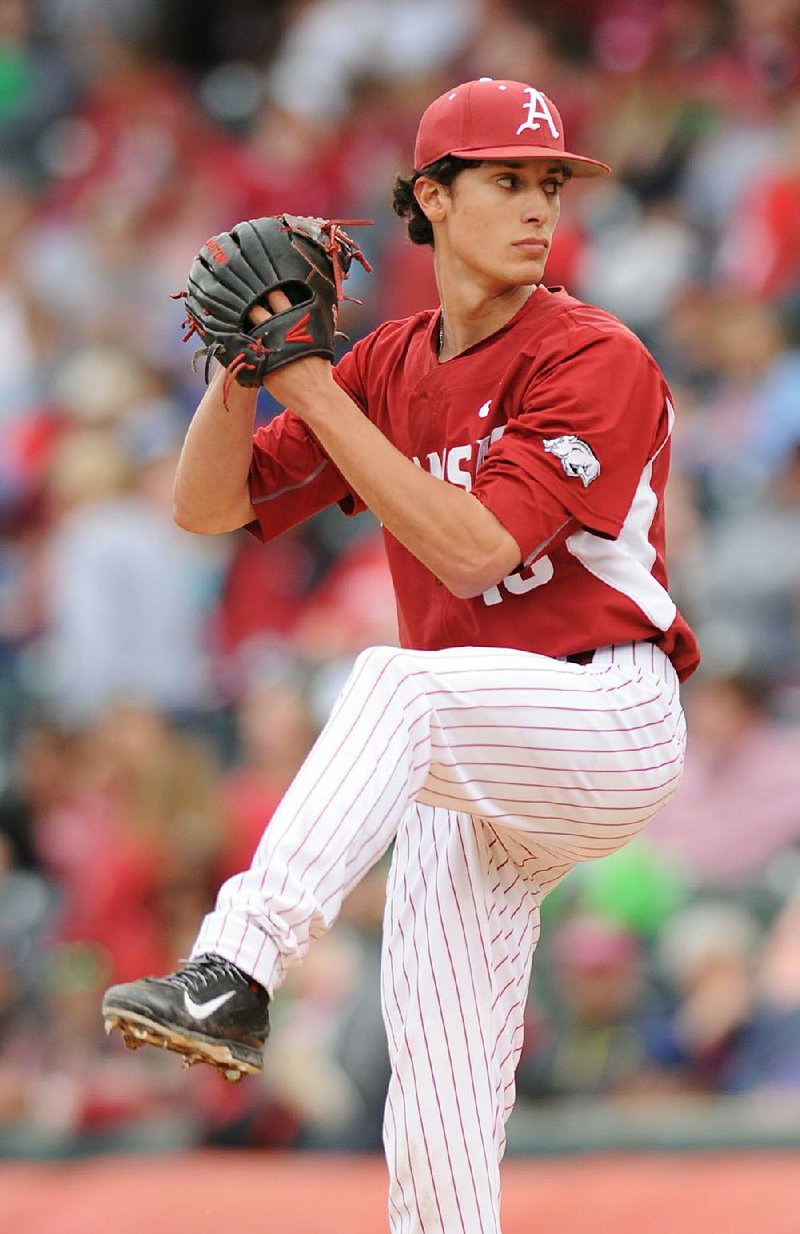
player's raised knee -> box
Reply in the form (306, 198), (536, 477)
(351, 643), (407, 679)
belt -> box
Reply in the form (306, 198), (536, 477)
(565, 649), (596, 665)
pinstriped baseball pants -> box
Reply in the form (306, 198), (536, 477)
(193, 641), (685, 1234)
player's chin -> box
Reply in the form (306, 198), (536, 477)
(509, 251), (548, 283)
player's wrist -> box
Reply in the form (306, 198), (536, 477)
(265, 359), (340, 419)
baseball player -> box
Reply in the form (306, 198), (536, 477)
(103, 78), (699, 1234)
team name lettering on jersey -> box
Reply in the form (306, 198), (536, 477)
(413, 425), (506, 491)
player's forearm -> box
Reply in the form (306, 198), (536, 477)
(173, 367), (258, 534)
(293, 378), (521, 597)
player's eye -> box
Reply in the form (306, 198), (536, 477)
(496, 173), (519, 189)
(542, 178), (564, 196)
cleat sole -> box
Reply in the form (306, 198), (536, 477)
(103, 1009), (261, 1081)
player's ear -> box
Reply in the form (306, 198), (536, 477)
(414, 176), (449, 224)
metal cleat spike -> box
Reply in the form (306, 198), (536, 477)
(223, 1068), (243, 1083)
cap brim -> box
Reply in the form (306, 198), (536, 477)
(442, 145), (611, 178)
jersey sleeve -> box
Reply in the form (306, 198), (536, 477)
(247, 345), (369, 542)
(472, 316), (668, 553)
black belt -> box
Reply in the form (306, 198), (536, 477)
(565, 649), (596, 665)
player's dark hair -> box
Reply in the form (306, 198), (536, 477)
(392, 156), (482, 247)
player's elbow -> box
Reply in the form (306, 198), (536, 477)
(172, 499), (230, 536)
(445, 575), (487, 600)
(445, 569), (500, 600)
(442, 526), (521, 599)
(173, 508), (209, 535)
(442, 552), (517, 600)
(173, 482), (253, 536)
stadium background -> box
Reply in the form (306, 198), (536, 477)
(1, 0), (800, 1228)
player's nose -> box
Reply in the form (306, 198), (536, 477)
(520, 191), (550, 225)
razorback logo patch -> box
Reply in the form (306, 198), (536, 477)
(543, 435), (600, 487)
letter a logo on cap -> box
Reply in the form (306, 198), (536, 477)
(516, 87), (560, 139)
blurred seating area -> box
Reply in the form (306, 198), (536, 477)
(1, 0), (800, 1158)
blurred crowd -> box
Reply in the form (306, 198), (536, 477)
(2, 0), (800, 1157)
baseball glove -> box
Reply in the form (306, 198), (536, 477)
(175, 214), (372, 404)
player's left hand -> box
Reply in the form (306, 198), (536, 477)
(175, 213), (371, 408)
(249, 293), (336, 410)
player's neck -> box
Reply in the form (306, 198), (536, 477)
(435, 278), (535, 362)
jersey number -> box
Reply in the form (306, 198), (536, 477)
(482, 555), (554, 606)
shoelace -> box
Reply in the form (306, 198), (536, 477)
(166, 956), (248, 996)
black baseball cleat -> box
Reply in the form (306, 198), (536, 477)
(102, 954), (270, 1082)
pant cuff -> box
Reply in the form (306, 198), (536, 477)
(191, 911), (283, 994)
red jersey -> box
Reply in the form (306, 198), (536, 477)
(247, 286), (700, 681)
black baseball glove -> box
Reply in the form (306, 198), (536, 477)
(176, 213), (371, 401)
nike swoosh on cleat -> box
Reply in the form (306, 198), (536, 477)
(183, 990), (237, 1020)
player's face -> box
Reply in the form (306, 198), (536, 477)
(422, 159), (566, 290)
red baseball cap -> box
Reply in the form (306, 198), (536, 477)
(414, 78), (611, 179)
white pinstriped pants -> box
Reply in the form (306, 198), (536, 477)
(193, 641), (685, 1234)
